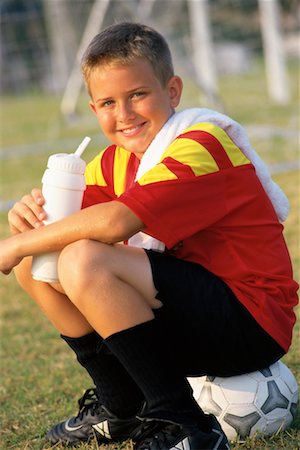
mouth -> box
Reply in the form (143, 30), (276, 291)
(119, 122), (146, 136)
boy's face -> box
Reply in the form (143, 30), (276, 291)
(89, 58), (182, 158)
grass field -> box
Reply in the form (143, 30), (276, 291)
(0, 61), (299, 449)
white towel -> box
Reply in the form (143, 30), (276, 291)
(128, 108), (289, 250)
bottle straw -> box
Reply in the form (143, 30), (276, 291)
(74, 136), (91, 157)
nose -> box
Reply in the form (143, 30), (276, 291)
(117, 101), (135, 122)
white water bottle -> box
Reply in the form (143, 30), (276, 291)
(31, 137), (91, 283)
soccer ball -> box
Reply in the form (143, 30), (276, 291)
(188, 361), (298, 441)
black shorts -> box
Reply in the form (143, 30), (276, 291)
(145, 250), (285, 377)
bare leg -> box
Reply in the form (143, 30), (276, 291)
(14, 257), (94, 337)
(15, 250), (147, 435)
(57, 240), (209, 435)
(57, 240), (161, 338)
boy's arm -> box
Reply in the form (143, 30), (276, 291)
(0, 200), (143, 275)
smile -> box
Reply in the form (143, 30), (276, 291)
(120, 122), (146, 136)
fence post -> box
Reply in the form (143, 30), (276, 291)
(187, 0), (219, 105)
(60, 0), (111, 118)
(258, 0), (290, 104)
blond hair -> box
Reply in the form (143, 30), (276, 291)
(81, 22), (174, 94)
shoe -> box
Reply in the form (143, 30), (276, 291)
(46, 388), (141, 445)
(133, 414), (230, 450)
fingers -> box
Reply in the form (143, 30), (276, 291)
(8, 190), (46, 234)
(31, 188), (45, 206)
(8, 207), (35, 233)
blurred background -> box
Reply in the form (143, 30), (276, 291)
(1, 0), (299, 97)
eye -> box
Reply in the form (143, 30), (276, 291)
(101, 100), (114, 107)
(131, 91), (146, 99)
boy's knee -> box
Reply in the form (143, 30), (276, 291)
(58, 239), (90, 277)
(57, 239), (109, 292)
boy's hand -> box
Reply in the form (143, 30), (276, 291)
(0, 237), (22, 275)
(8, 188), (46, 235)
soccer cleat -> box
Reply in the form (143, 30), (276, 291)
(133, 414), (231, 450)
(46, 388), (141, 445)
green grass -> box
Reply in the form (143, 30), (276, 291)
(0, 61), (299, 449)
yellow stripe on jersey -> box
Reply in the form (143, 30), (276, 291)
(137, 123), (251, 186)
(113, 147), (131, 196)
(138, 162), (178, 186)
(161, 137), (219, 177)
(85, 151), (107, 186)
(183, 123), (250, 167)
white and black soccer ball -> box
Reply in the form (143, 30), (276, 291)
(188, 361), (298, 441)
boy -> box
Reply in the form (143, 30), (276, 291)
(1, 22), (298, 450)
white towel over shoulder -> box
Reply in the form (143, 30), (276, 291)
(128, 108), (289, 251)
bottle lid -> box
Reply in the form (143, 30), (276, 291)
(47, 153), (86, 174)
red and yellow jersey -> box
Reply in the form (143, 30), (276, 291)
(83, 122), (298, 352)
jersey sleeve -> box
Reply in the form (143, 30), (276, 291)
(117, 123), (251, 248)
(82, 146), (116, 208)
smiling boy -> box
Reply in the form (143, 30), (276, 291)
(1, 22), (298, 450)
(88, 58), (182, 158)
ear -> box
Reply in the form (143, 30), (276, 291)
(167, 76), (183, 108)
(89, 100), (97, 114)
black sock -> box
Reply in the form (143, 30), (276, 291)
(104, 320), (206, 427)
(61, 332), (144, 418)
